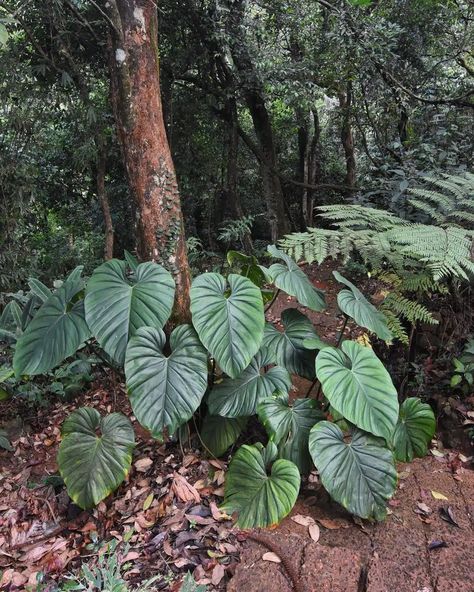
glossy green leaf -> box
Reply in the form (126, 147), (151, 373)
(208, 348), (291, 417)
(222, 443), (300, 528)
(190, 273), (264, 378)
(262, 245), (325, 311)
(316, 341), (399, 440)
(125, 325), (208, 439)
(333, 271), (392, 341)
(85, 259), (175, 365)
(58, 408), (135, 509)
(392, 397), (435, 462)
(201, 414), (247, 457)
(13, 274), (90, 376)
(263, 309), (320, 379)
(28, 278), (52, 303)
(309, 421), (397, 520)
(258, 391), (324, 472)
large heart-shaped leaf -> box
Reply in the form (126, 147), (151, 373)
(257, 391), (324, 472)
(14, 273), (90, 376)
(263, 309), (321, 379)
(85, 260), (175, 365)
(262, 246), (325, 311)
(190, 273), (264, 378)
(200, 414), (248, 457)
(207, 348), (291, 417)
(227, 250), (267, 288)
(333, 271), (392, 341)
(221, 442), (300, 528)
(392, 397), (435, 462)
(125, 325), (208, 439)
(58, 407), (135, 509)
(316, 341), (399, 441)
(309, 421), (397, 520)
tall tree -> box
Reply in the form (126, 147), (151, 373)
(106, 0), (191, 321)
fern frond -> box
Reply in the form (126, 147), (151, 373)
(382, 293), (438, 325)
(380, 307), (409, 345)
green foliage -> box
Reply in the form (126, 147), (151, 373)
(392, 398), (436, 462)
(13, 267), (91, 376)
(262, 245), (326, 311)
(263, 309), (320, 379)
(190, 273), (264, 378)
(58, 408), (135, 509)
(221, 442), (300, 528)
(85, 260), (175, 365)
(0, 428), (13, 451)
(125, 326), (208, 439)
(10, 248), (436, 525)
(451, 338), (474, 391)
(309, 422), (397, 521)
(333, 271), (393, 341)
(316, 341), (399, 441)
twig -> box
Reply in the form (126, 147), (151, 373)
(264, 289), (281, 314)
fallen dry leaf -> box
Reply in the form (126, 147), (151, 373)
(291, 514), (315, 527)
(431, 490), (448, 501)
(211, 563), (225, 586)
(262, 551), (281, 563)
(134, 458), (153, 472)
(317, 518), (349, 530)
(308, 523), (320, 542)
(172, 473), (201, 503)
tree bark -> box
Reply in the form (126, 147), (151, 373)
(339, 84), (356, 188)
(299, 109), (322, 228)
(96, 136), (114, 260)
(106, 0), (191, 322)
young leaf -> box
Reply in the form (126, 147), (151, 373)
(316, 341), (399, 441)
(309, 421), (397, 521)
(262, 245), (326, 311)
(190, 273), (264, 378)
(392, 397), (436, 462)
(207, 348), (291, 417)
(28, 278), (52, 303)
(200, 415), (247, 457)
(263, 309), (321, 379)
(333, 271), (392, 341)
(221, 443), (300, 528)
(125, 325), (208, 439)
(13, 275), (90, 376)
(85, 260), (175, 365)
(58, 408), (135, 509)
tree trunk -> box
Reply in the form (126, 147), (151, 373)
(106, 0), (191, 322)
(225, 100), (253, 253)
(299, 109), (322, 228)
(339, 84), (356, 188)
(225, 0), (290, 242)
(96, 136), (114, 260)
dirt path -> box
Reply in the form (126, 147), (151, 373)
(228, 456), (474, 592)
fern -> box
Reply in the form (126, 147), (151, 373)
(382, 293), (437, 326)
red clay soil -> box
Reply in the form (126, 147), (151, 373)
(228, 456), (474, 592)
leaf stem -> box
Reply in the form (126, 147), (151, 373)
(264, 288), (281, 314)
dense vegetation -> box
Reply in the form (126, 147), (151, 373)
(0, 0), (473, 590)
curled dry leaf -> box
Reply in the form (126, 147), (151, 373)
(172, 473), (201, 503)
(211, 563), (225, 586)
(262, 551), (281, 563)
(416, 502), (432, 515)
(431, 490), (448, 501)
(316, 518), (350, 530)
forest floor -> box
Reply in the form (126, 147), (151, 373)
(0, 263), (473, 591)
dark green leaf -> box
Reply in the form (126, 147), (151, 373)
(309, 421), (397, 520)
(125, 325), (208, 439)
(222, 443), (300, 528)
(333, 271), (392, 341)
(392, 397), (435, 462)
(316, 341), (399, 441)
(208, 348), (291, 417)
(85, 260), (175, 365)
(200, 414), (247, 457)
(190, 273), (264, 378)
(58, 407), (135, 509)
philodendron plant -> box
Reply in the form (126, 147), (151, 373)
(9, 245), (435, 524)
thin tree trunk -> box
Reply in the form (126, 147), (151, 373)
(96, 136), (114, 260)
(301, 109), (322, 228)
(339, 84), (356, 188)
(106, 0), (191, 322)
(225, 100), (253, 253)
